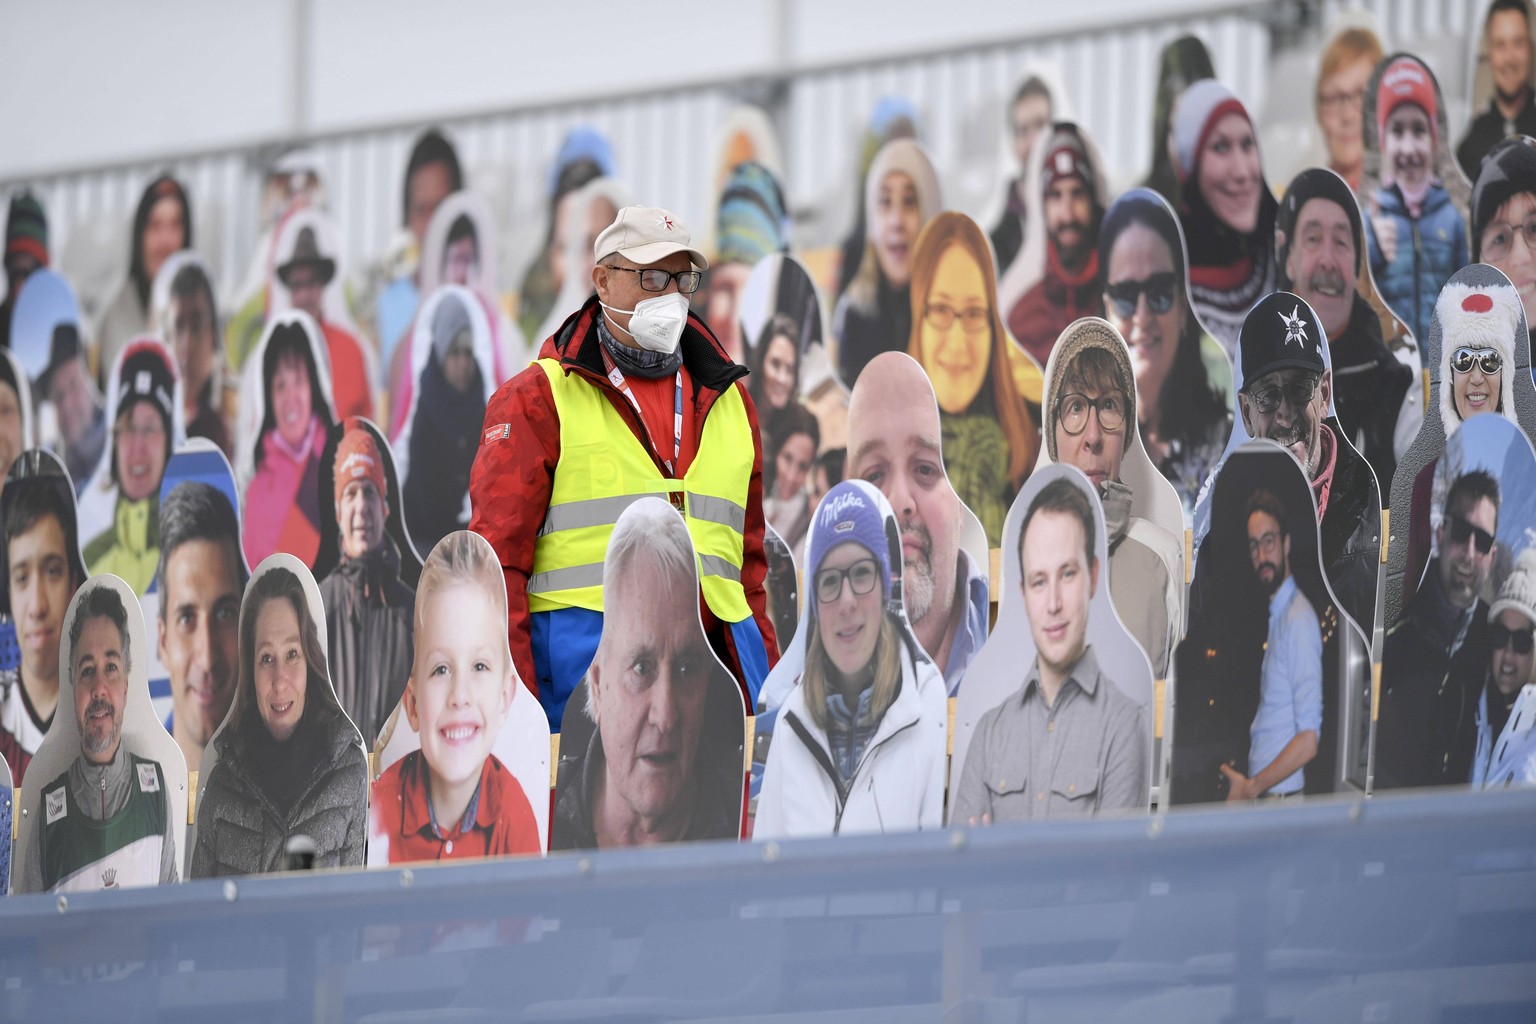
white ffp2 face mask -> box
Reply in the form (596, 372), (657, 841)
(600, 291), (690, 355)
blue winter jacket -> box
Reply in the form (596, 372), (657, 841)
(1365, 182), (1469, 346)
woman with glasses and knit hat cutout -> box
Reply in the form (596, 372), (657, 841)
(754, 480), (947, 838)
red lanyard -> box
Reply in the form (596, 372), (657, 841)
(600, 347), (683, 477)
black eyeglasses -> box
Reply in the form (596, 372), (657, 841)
(603, 265), (704, 295)
(1492, 623), (1535, 654)
(1449, 347), (1503, 376)
(1244, 376), (1320, 415)
(814, 558), (881, 604)
(1055, 391), (1128, 436)
(1105, 272), (1177, 319)
(1481, 214), (1536, 262)
(1446, 513), (1496, 555)
(923, 302), (990, 334)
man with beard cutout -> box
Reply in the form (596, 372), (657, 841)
(1007, 125), (1105, 366)
(1277, 169), (1414, 493)
(1220, 489), (1322, 800)
(847, 353), (988, 694)
(1236, 293), (1380, 638)
(21, 584), (177, 892)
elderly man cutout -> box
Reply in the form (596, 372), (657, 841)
(1235, 293), (1380, 638)
(22, 585), (177, 892)
(1277, 169), (1415, 491)
(848, 352), (988, 693)
(552, 501), (741, 848)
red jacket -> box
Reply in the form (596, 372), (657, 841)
(469, 298), (779, 724)
(1007, 245), (1103, 367)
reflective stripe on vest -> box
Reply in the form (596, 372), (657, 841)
(529, 358), (754, 622)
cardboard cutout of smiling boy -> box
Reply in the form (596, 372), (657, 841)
(190, 554), (367, 876)
(551, 498), (747, 850)
(14, 574), (187, 893)
(1358, 53), (1472, 350)
(369, 530), (549, 863)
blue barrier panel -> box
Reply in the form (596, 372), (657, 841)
(1, 788), (1534, 1022)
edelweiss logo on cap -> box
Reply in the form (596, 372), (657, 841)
(592, 206), (708, 269)
(1280, 305), (1309, 348)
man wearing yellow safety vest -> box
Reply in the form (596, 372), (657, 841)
(470, 205), (779, 729)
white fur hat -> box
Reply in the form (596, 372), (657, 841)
(1435, 280), (1520, 434)
(1491, 546), (1536, 625)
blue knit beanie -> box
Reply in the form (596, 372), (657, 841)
(806, 480), (892, 602)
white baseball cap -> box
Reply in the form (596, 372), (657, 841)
(593, 205), (709, 269)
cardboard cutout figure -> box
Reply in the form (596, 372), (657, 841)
(985, 64), (1073, 281)
(949, 464), (1154, 823)
(0, 450), (89, 790)
(392, 286), (497, 556)
(316, 417), (420, 749)
(997, 121), (1110, 369)
(905, 211), (1043, 546)
(1199, 292), (1383, 655)
(151, 252), (234, 459)
(396, 189), (523, 419)
(370, 531), (549, 863)
(12, 274), (100, 494)
(149, 442), (248, 774)
(190, 554), (368, 876)
(266, 204), (377, 423)
(1285, 14), (1387, 193)
(551, 499), (747, 850)
(0, 754), (12, 894)
(833, 138), (943, 390)
(1359, 53), (1473, 349)
(531, 176), (632, 345)
(1097, 188), (1234, 522)
(1173, 442), (1367, 804)
(763, 523), (800, 655)
(1036, 318), (1185, 680)
(0, 348), (34, 494)
(703, 151), (788, 366)
(235, 311), (338, 570)
(14, 575), (188, 893)
(740, 253), (848, 565)
(753, 481), (947, 838)
(1469, 135), (1536, 331)
(1385, 263), (1536, 629)
(1474, 551), (1536, 788)
(1277, 167), (1422, 495)
(78, 338), (186, 596)
(845, 351), (991, 695)
(1379, 412), (1536, 791)
(1170, 80), (1281, 358)
(1141, 35), (1217, 210)
(516, 125), (617, 344)
(1457, 0), (1536, 182)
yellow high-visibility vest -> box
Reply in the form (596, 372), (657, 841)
(528, 358), (754, 623)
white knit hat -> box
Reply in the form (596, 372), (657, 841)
(1171, 79), (1247, 184)
(1491, 546), (1536, 625)
(1435, 280), (1520, 433)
